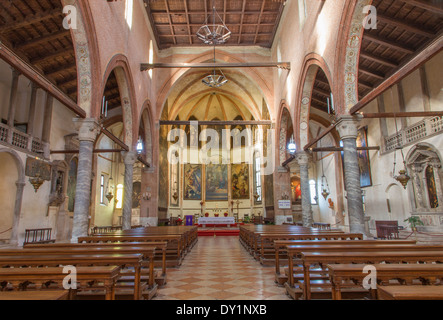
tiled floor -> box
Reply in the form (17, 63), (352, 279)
(153, 236), (291, 300)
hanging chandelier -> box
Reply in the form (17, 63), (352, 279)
(202, 69), (228, 88)
(319, 142), (330, 200)
(197, 1), (231, 45)
(392, 107), (410, 189)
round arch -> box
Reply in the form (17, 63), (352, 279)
(0, 148), (25, 244)
(100, 54), (137, 150)
(62, 0), (101, 118)
(295, 53), (333, 149)
(334, 0), (374, 114)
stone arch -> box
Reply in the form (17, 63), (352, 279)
(277, 102), (294, 166)
(139, 101), (154, 167)
(61, 0), (101, 118)
(335, 0), (374, 114)
(101, 55), (137, 150)
(295, 54), (333, 149)
(0, 148), (25, 244)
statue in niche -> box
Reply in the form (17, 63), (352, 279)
(426, 166), (439, 209)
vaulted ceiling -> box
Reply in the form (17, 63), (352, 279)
(143, 0), (286, 49)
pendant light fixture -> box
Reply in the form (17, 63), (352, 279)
(319, 141), (330, 200)
(197, 0), (231, 45)
(392, 113), (410, 189)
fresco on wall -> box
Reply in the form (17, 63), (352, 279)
(232, 163), (249, 199)
(158, 123), (169, 208)
(291, 177), (302, 204)
(184, 164), (202, 200)
(205, 164), (228, 201)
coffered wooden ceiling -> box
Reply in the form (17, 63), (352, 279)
(357, 0), (443, 99)
(143, 0), (286, 49)
(0, 0), (78, 102)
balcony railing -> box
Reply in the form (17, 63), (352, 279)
(0, 122), (49, 158)
(383, 116), (443, 153)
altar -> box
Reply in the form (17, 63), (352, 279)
(198, 217), (236, 227)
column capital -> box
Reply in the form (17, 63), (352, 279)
(335, 114), (363, 140)
(73, 118), (100, 142)
(121, 151), (137, 166)
(295, 151), (312, 166)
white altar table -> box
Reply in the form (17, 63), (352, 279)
(198, 217), (236, 226)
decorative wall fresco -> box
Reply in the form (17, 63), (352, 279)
(205, 164), (228, 201)
(232, 163), (249, 199)
(184, 164), (202, 200)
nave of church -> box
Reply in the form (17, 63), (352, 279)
(0, 0), (442, 303)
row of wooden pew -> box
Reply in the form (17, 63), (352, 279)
(0, 226), (198, 300)
(239, 224), (443, 300)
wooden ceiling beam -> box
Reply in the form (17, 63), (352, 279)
(15, 29), (71, 50)
(359, 51), (399, 68)
(238, 0), (247, 45)
(254, 0), (266, 44)
(183, 0), (193, 45)
(141, 61), (291, 71)
(0, 42), (85, 118)
(350, 32), (443, 115)
(163, 0), (177, 45)
(359, 66), (386, 80)
(364, 33), (416, 55)
(44, 63), (77, 78)
(377, 13), (436, 38)
(30, 47), (74, 65)
(400, 0), (443, 15)
(0, 8), (62, 34)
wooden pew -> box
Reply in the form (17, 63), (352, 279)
(24, 242), (168, 286)
(327, 264), (443, 300)
(0, 266), (121, 300)
(378, 285), (443, 300)
(0, 290), (69, 300)
(291, 250), (443, 300)
(77, 235), (183, 267)
(273, 239), (417, 285)
(0, 246), (159, 289)
(256, 233), (362, 263)
(0, 253), (149, 300)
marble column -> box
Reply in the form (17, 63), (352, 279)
(70, 119), (99, 243)
(122, 151), (137, 230)
(9, 181), (26, 245)
(296, 151), (313, 228)
(336, 115), (366, 235)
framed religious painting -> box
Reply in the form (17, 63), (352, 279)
(183, 164), (202, 200)
(205, 164), (228, 201)
(232, 163), (250, 200)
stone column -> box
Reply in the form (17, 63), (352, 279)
(296, 151), (313, 228)
(70, 118), (99, 242)
(7, 69), (20, 128)
(27, 83), (38, 136)
(121, 151), (137, 230)
(336, 115), (366, 235)
(9, 181), (26, 245)
(41, 93), (54, 143)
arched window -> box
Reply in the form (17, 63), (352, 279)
(116, 184), (124, 209)
(254, 153), (262, 203)
(309, 180), (318, 205)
